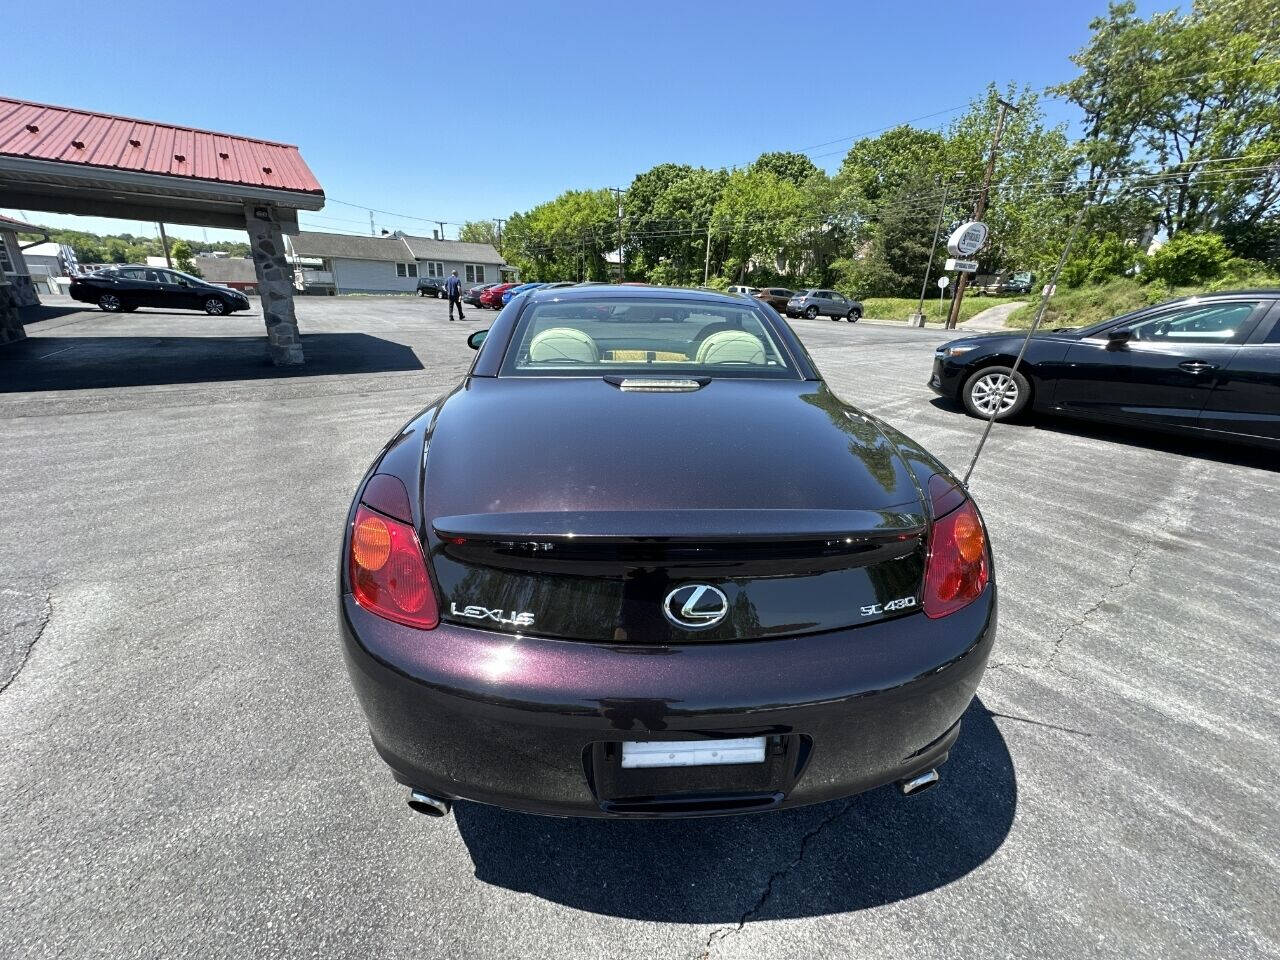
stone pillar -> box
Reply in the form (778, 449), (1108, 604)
(8, 274), (38, 307)
(0, 281), (26, 345)
(244, 205), (304, 365)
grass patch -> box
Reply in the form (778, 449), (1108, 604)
(861, 295), (1023, 325)
(1006, 273), (1280, 329)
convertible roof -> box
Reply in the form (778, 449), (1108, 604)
(526, 284), (752, 306)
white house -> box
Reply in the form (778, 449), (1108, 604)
(285, 230), (514, 294)
(0, 213), (46, 305)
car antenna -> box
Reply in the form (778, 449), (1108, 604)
(961, 202), (1091, 487)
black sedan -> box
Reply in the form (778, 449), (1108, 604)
(69, 265), (250, 315)
(930, 289), (1280, 448)
(417, 278), (444, 298)
(339, 285), (996, 820)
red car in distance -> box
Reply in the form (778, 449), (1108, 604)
(479, 283), (518, 309)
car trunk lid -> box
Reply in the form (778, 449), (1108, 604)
(422, 378), (927, 642)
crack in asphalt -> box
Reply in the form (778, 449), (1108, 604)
(0, 591), (52, 695)
(989, 479), (1199, 676)
(699, 798), (855, 959)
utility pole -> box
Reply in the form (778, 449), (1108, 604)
(609, 187), (625, 282)
(946, 98), (1018, 330)
(157, 222), (172, 268)
(369, 211), (376, 237)
(914, 180), (951, 323)
(494, 218), (505, 250)
(704, 224), (713, 286)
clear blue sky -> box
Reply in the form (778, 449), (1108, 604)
(4, 0), (1168, 244)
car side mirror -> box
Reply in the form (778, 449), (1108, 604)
(467, 329), (488, 350)
(178, 279), (189, 286)
(1107, 328), (1132, 348)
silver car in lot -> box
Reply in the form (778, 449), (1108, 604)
(786, 289), (863, 322)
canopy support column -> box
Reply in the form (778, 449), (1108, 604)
(245, 205), (303, 365)
(0, 281), (25, 344)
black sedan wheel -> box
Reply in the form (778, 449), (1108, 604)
(98, 293), (123, 312)
(805, 305), (819, 320)
(203, 297), (227, 316)
(847, 308), (861, 322)
(962, 366), (1030, 420)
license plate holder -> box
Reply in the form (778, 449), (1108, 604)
(620, 736), (767, 769)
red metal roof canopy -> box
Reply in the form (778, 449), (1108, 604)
(0, 212), (45, 232)
(0, 96), (323, 195)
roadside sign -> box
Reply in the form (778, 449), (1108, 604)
(945, 258), (979, 273)
(946, 221), (989, 257)
(937, 276), (950, 289)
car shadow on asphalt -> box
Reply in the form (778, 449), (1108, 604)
(454, 699), (1014, 921)
(0, 333), (424, 392)
(928, 398), (1277, 472)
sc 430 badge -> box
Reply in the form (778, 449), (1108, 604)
(450, 603), (535, 628)
(860, 596), (917, 617)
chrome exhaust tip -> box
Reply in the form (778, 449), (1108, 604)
(897, 768), (940, 797)
(407, 789), (452, 818)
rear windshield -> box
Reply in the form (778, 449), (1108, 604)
(499, 297), (798, 378)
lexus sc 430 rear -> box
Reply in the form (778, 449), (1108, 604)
(339, 287), (996, 819)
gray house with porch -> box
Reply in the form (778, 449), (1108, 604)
(286, 230), (512, 295)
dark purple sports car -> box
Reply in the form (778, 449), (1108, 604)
(340, 285), (996, 819)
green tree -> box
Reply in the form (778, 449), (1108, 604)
(633, 166), (729, 285)
(1056, 0), (1280, 236)
(625, 163), (699, 279)
(170, 239), (200, 276)
(502, 188), (616, 281)
(1143, 232), (1231, 286)
(832, 126), (950, 295)
(1219, 216), (1280, 269)
(712, 167), (822, 284)
(942, 85), (1081, 276)
(458, 220), (501, 249)
(750, 151), (820, 187)
(1060, 231), (1141, 287)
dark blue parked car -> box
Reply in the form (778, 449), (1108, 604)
(502, 281), (548, 305)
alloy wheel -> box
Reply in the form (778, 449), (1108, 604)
(970, 372), (1019, 415)
(99, 294), (121, 312)
(205, 298), (226, 316)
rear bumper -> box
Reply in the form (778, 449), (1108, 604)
(340, 584), (996, 817)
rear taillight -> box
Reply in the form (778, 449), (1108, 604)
(349, 502), (439, 629)
(922, 498), (989, 619)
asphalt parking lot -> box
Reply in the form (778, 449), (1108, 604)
(2, 295), (1277, 960)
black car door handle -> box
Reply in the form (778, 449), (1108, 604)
(1178, 361), (1217, 374)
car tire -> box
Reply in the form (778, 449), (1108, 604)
(203, 297), (228, 316)
(847, 308), (861, 322)
(98, 293), (123, 312)
(804, 306), (818, 320)
(961, 365), (1031, 421)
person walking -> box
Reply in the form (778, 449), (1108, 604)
(445, 270), (465, 321)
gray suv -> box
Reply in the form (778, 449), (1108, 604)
(785, 289), (862, 322)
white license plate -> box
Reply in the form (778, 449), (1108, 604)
(620, 737), (767, 769)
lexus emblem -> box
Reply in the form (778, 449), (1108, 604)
(663, 584), (729, 630)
